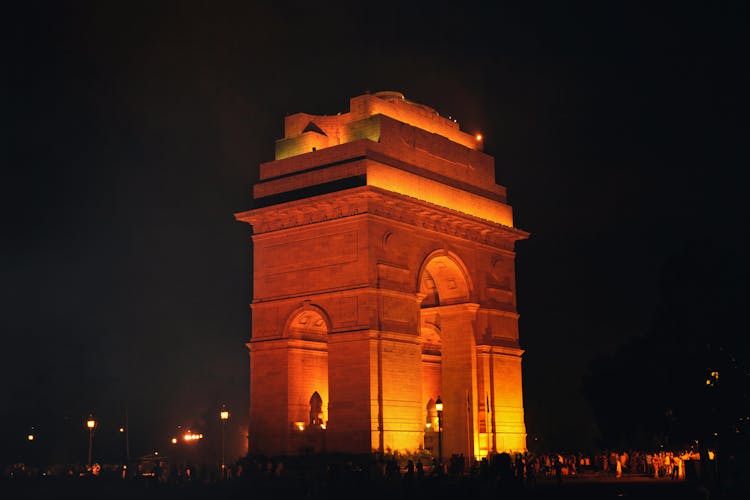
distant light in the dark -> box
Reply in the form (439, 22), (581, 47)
(183, 431), (203, 441)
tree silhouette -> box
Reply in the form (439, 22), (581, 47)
(582, 237), (749, 451)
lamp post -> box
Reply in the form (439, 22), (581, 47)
(435, 396), (443, 468)
(26, 427), (36, 466)
(86, 415), (96, 469)
(123, 408), (130, 463)
(220, 405), (230, 478)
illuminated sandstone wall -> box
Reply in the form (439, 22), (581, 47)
(237, 92), (528, 457)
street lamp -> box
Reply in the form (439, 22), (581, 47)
(26, 427), (37, 466)
(220, 404), (230, 478)
(86, 415), (96, 469)
(435, 396), (443, 468)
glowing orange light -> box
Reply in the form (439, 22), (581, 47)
(320, 424), (326, 430)
(475, 133), (483, 141)
(294, 422), (305, 431)
(119, 427), (125, 433)
(86, 419), (96, 429)
(220, 410), (229, 420)
(27, 434), (35, 441)
(171, 437), (178, 444)
(183, 430), (203, 441)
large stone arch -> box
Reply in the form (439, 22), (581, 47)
(417, 249), (474, 307)
(238, 92), (528, 458)
(418, 250), (481, 461)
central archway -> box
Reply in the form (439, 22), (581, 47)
(418, 250), (480, 461)
(418, 251), (472, 307)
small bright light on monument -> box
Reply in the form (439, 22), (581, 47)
(86, 418), (96, 429)
(220, 410), (229, 420)
(475, 133), (483, 141)
(171, 437), (178, 444)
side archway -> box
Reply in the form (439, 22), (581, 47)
(283, 305), (330, 449)
(283, 304), (332, 340)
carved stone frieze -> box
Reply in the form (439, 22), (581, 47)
(236, 186), (527, 250)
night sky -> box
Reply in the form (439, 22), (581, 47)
(3, 1), (747, 464)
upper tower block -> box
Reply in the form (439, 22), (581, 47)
(277, 91), (482, 158)
(256, 91), (513, 227)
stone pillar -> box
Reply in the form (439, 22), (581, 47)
(248, 340), (290, 455)
(488, 346), (526, 452)
(326, 331), (375, 453)
(437, 303), (480, 461)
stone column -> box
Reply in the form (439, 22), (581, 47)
(437, 303), (480, 460)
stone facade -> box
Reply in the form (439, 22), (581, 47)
(236, 92), (528, 458)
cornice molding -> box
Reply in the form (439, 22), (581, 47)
(235, 186), (528, 249)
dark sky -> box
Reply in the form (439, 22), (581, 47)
(3, 1), (747, 462)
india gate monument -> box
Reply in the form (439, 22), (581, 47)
(235, 91), (528, 459)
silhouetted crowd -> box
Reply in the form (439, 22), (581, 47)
(3, 447), (715, 500)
